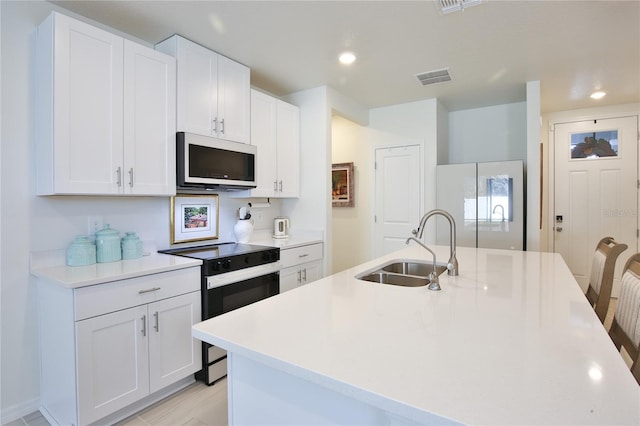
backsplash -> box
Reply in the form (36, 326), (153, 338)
(29, 193), (282, 253)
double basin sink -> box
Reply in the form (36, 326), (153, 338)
(356, 259), (447, 287)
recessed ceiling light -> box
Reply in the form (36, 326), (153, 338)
(590, 91), (606, 100)
(339, 52), (356, 65)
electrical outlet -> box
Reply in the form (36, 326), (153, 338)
(87, 216), (103, 236)
(254, 211), (264, 224)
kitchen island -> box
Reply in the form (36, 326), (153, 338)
(192, 245), (640, 425)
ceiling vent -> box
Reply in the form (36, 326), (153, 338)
(416, 68), (452, 86)
(439, 0), (483, 14)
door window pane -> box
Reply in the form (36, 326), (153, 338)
(571, 130), (618, 159)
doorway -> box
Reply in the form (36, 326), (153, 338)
(553, 116), (638, 295)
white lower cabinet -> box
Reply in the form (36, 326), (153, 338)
(76, 305), (150, 423)
(38, 266), (201, 426)
(279, 243), (323, 293)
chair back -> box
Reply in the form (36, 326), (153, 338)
(586, 237), (627, 323)
(608, 253), (640, 385)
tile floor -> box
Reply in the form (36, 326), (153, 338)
(9, 378), (228, 426)
(10, 298), (634, 426)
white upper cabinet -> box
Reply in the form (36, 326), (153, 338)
(156, 35), (250, 143)
(233, 90), (300, 198)
(123, 41), (176, 195)
(36, 12), (176, 196)
(275, 99), (300, 197)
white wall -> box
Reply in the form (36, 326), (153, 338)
(282, 86), (368, 275)
(0, 2), (276, 421)
(331, 116), (372, 273)
(281, 87), (331, 271)
(526, 81), (541, 252)
(448, 102), (527, 164)
(369, 99), (439, 243)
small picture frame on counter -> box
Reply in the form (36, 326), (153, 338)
(170, 194), (219, 244)
(332, 162), (355, 207)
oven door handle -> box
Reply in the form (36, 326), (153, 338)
(207, 261), (281, 289)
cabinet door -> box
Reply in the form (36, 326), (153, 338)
(123, 41), (176, 195)
(302, 260), (323, 284)
(249, 90), (278, 196)
(175, 36), (217, 137)
(148, 291), (202, 393)
(217, 55), (251, 143)
(76, 305), (149, 425)
(38, 12), (123, 194)
(279, 266), (302, 293)
(276, 100), (300, 197)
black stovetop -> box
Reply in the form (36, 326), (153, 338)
(160, 242), (274, 261)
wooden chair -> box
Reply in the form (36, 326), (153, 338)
(608, 253), (640, 385)
(585, 237), (627, 323)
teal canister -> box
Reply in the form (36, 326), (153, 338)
(66, 235), (96, 266)
(121, 232), (143, 260)
(95, 224), (121, 263)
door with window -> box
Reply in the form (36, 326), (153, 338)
(553, 116), (638, 295)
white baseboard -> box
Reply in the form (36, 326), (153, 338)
(1, 396), (40, 424)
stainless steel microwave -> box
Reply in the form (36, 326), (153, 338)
(176, 132), (256, 192)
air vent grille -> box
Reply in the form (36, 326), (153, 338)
(439, 0), (483, 14)
(416, 68), (452, 86)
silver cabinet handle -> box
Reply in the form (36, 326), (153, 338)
(141, 315), (146, 337)
(298, 253), (309, 259)
(138, 287), (161, 294)
(128, 168), (134, 187)
(302, 268), (307, 282)
(220, 118), (225, 135)
(274, 181), (278, 192)
(153, 311), (159, 332)
(212, 117), (218, 134)
(116, 167), (122, 187)
(279, 180), (283, 192)
(297, 270), (302, 284)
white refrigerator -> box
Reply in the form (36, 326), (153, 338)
(436, 160), (524, 250)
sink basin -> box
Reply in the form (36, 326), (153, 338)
(357, 272), (430, 287)
(381, 261), (447, 277)
(355, 259), (448, 287)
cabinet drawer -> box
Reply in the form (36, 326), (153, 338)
(279, 243), (323, 269)
(75, 267), (200, 320)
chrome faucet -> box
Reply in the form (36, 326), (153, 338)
(405, 237), (441, 291)
(492, 204), (505, 222)
(411, 209), (459, 276)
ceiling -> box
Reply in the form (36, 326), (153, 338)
(50, 0), (640, 113)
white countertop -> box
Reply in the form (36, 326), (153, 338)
(248, 229), (323, 249)
(31, 252), (202, 288)
(193, 245), (640, 425)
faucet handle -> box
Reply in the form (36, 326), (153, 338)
(411, 228), (418, 236)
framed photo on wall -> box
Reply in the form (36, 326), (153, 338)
(332, 162), (354, 207)
(170, 194), (219, 244)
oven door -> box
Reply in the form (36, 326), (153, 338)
(205, 261), (280, 319)
(200, 263), (279, 385)
(205, 272), (279, 318)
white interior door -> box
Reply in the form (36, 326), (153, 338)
(374, 145), (422, 257)
(553, 116), (638, 295)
